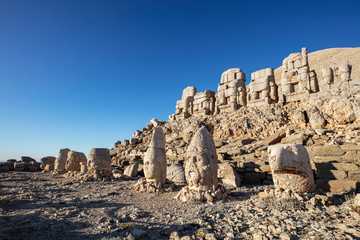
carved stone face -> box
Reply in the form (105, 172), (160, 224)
(186, 152), (216, 191)
(185, 126), (218, 191)
(54, 148), (70, 171)
(143, 127), (167, 184)
(65, 151), (87, 172)
(87, 148), (111, 172)
(143, 149), (159, 180)
(268, 144), (315, 193)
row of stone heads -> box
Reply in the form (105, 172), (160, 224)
(170, 47), (354, 121)
(43, 148), (112, 174)
(143, 126), (315, 194)
(220, 67), (274, 84)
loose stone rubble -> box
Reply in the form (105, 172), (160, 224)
(1, 172), (360, 240)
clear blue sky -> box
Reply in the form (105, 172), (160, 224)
(0, 0), (359, 161)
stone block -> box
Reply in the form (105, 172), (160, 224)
(259, 165), (271, 172)
(242, 178), (261, 185)
(214, 139), (224, 148)
(283, 133), (307, 145)
(342, 151), (359, 161)
(235, 167), (245, 174)
(312, 146), (345, 156)
(124, 164), (138, 177)
(263, 130), (286, 145)
(0, 164), (10, 172)
(340, 145), (360, 151)
(316, 169), (347, 180)
(314, 162), (359, 171)
(245, 167), (256, 172)
(332, 163), (359, 171)
(244, 172), (261, 180)
(313, 156), (342, 163)
(14, 162), (24, 171)
(167, 164), (186, 184)
(218, 163), (241, 188)
(348, 172), (360, 181)
(316, 179), (359, 193)
(227, 148), (244, 156)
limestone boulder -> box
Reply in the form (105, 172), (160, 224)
(150, 118), (160, 127)
(14, 162), (24, 171)
(354, 194), (360, 208)
(65, 151), (87, 172)
(130, 138), (138, 145)
(0, 163), (10, 172)
(110, 148), (119, 157)
(5, 160), (15, 171)
(263, 130), (286, 145)
(321, 96), (359, 124)
(44, 164), (54, 172)
(268, 144), (315, 193)
(21, 156), (36, 163)
(40, 156), (56, 166)
(292, 109), (306, 128)
(54, 148), (70, 172)
(80, 162), (87, 174)
(166, 164), (186, 184)
(306, 107), (326, 129)
(218, 163), (241, 189)
(124, 164), (139, 177)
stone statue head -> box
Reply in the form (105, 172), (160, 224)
(185, 126), (218, 191)
(143, 127), (167, 184)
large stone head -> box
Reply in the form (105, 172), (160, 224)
(65, 151), (87, 172)
(143, 127), (167, 184)
(220, 68), (245, 84)
(54, 148), (70, 171)
(185, 126), (218, 191)
(268, 144), (315, 193)
(87, 148), (111, 172)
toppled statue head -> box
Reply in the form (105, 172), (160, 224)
(268, 144), (315, 193)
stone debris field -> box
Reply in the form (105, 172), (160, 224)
(1, 172), (360, 240)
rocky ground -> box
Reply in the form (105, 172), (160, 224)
(1, 172), (360, 240)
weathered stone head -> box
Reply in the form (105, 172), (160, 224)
(268, 144), (315, 193)
(65, 151), (87, 172)
(185, 126), (218, 191)
(143, 127), (167, 185)
(87, 148), (111, 172)
(54, 148), (70, 171)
